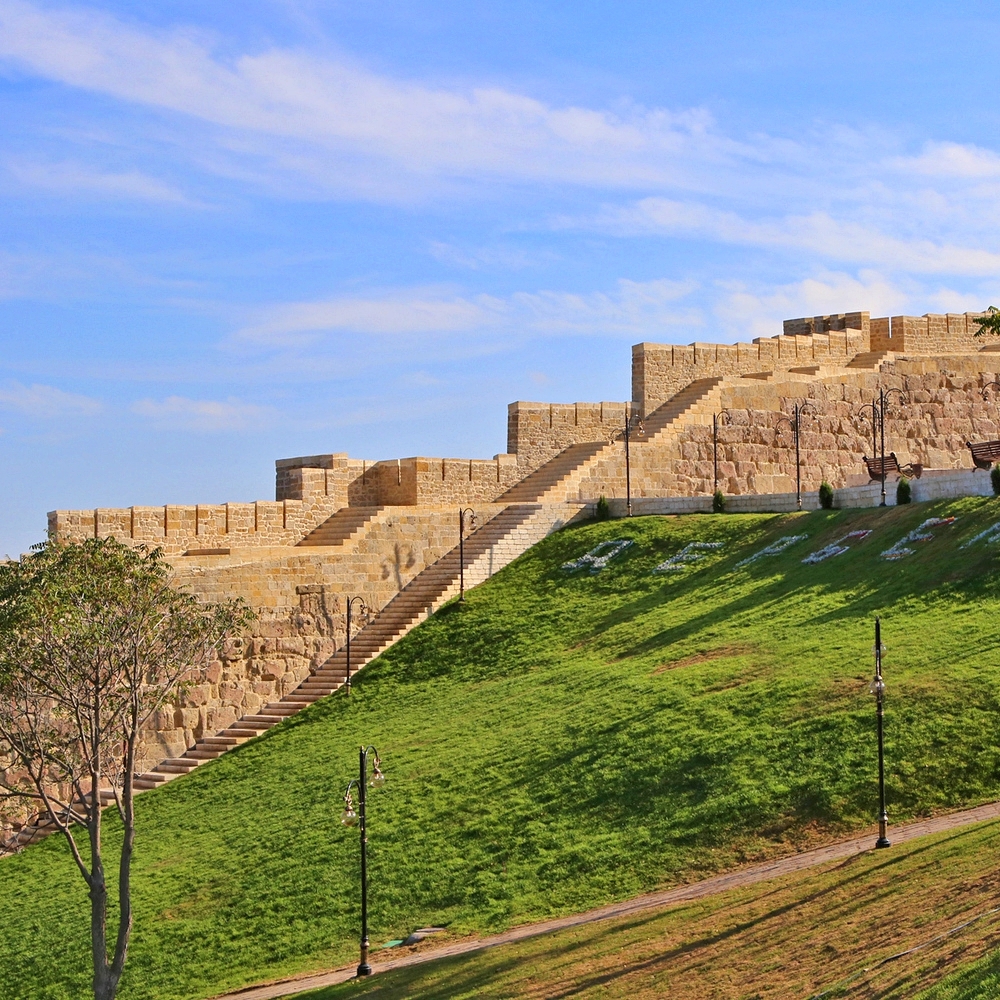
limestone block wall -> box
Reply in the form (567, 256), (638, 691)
(506, 400), (632, 470)
(782, 311), (871, 339)
(276, 452), (523, 506)
(143, 504), (507, 756)
(633, 329), (867, 417)
(869, 313), (987, 354)
(276, 452), (369, 504)
(48, 495), (345, 556)
(545, 366), (1000, 502)
(169, 504), (507, 610)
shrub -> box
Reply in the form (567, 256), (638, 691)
(818, 481), (834, 509)
(896, 477), (912, 505)
(992, 465), (1000, 496)
(595, 495), (610, 520)
(712, 490), (726, 513)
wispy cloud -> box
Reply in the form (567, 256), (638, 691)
(0, 0), (737, 198)
(0, 380), (102, 417)
(130, 395), (275, 432)
(6, 158), (195, 204)
(712, 271), (911, 341)
(233, 277), (701, 347)
(589, 199), (1000, 277)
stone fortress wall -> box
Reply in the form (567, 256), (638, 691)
(35, 305), (1000, 796)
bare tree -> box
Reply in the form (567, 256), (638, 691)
(0, 538), (253, 1000)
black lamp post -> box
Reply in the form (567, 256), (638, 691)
(344, 596), (367, 695)
(858, 386), (907, 506)
(774, 401), (818, 510)
(870, 617), (890, 849)
(458, 507), (476, 602)
(712, 409), (733, 495)
(341, 745), (386, 977)
(609, 405), (644, 516)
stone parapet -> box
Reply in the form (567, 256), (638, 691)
(48, 496), (344, 556)
(507, 400), (631, 470)
(633, 329), (867, 416)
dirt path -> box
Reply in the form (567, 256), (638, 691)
(210, 800), (1000, 1000)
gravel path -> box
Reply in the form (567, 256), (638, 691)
(210, 800), (1000, 1000)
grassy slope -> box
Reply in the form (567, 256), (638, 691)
(294, 817), (1000, 1000)
(2, 499), (1000, 999)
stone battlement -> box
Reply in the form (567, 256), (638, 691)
(634, 310), (989, 415)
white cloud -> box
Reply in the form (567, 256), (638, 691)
(594, 198), (1000, 276)
(711, 271), (911, 341)
(234, 277), (701, 347)
(236, 292), (502, 345)
(892, 142), (1000, 180)
(6, 158), (194, 204)
(130, 395), (274, 432)
(0, 0), (736, 197)
(0, 380), (102, 417)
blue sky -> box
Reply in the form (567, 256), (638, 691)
(2, 0), (1000, 554)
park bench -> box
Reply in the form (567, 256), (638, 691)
(967, 440), (1000, 470)
(863, 453), (923, 483)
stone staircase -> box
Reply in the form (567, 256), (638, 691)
(126, 503), (583, 793)
(495, 377), (725, 505)
(497, 443), (610, 503)
(640, 377), (724, 442)
(847, 350), (896, 370)
(4, 502), (584, 852)
(296, 505), (385, 546)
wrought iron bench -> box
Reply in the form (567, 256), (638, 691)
(967, 440), (1000, 470)
(864, 453), (923, 482)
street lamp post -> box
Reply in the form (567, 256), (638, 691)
(775, 401), (818, 510)
(870, 617), (890, 849)
(344, 596), (367, 695)
(341, 745), (386, 977)
(712, 409), (733, 495)
(858, 387), (907, 506)
(458, 507), (476, 602)
(609, 405), (645, 516)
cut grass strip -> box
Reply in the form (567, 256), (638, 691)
(290, 818), (1000, 1000)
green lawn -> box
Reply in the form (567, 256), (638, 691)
(2, 499), (1000, 999)
(289, 817), (1000, 1000)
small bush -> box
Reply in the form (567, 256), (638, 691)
(992, 465), (1000, 496)
(818, 481), (834, 510)
(896, 477), (912, 505)
(595, 495), (610, 520)
(712, 490), (726, 513)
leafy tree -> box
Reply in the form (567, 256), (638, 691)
(0, 538), (253, 1000)
(973, 306), (1000, 339)
(712, 489), (726, 513)
(818, 481), (835, 509)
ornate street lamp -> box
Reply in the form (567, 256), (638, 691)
(341, 745), (387, 977)
(458, 507), (476, 602)
(712, 409), (734, 495)
(344, 596), (367, 695)
(609, 405), (645, 516)
(857, 387), (907, 506)
(870, 617), (890, 849)
(774, 401), (818, 510)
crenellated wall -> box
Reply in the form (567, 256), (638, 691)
(25, 299), (1000, 843)
(48, 496), (345, 556)
(506, 400), (632, 470)
(632, 328), (868, 417)
(869, 312), (986, 354)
